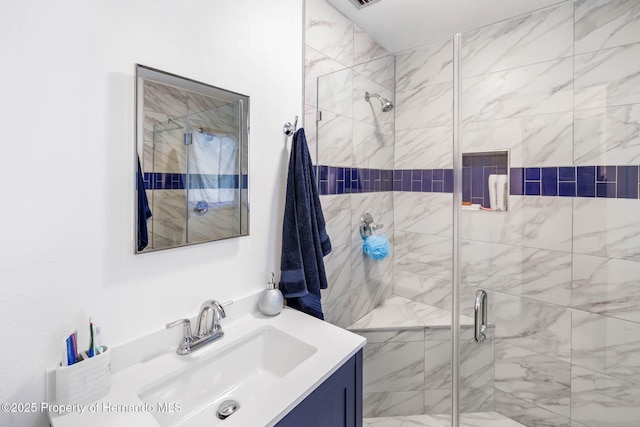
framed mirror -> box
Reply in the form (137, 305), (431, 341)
(135, 65), (249, 253)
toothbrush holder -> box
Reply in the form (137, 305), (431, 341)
(55, 346), (111, 406)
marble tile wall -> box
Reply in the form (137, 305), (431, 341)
(305, 0), (394, 328)
(392, 37), (456, 314)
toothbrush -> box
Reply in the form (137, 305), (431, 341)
(88, 318), (95, 358)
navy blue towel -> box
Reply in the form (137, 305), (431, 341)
(279, 128), (332, 319)
(137, 156), (152, 251)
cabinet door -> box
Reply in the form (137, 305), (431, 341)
(275, 350), (363, 427)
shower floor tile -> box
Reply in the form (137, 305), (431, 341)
(363, 412), (525, 427)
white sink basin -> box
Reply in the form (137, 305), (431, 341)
(137, 326), (317, 426)
(46, 294), (366, 427)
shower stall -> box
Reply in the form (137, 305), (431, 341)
(310, 0), (640, 426)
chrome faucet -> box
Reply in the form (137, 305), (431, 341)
(166, 299), (231, 355)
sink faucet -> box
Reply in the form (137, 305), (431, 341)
(167, 300), (231, 355)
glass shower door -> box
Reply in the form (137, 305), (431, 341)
(455, 2), (640, 426)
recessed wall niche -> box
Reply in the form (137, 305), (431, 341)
(462, 151), (508, 212)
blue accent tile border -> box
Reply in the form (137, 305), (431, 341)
(316, 164), (640, 201)
(511, 165), (639, 200)
(142, 173), (248, 190)
(316, 166), (454, 195)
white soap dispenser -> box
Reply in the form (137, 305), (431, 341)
(258, 272), (284, 316)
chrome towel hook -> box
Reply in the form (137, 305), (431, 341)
(283, 116), (298, 137)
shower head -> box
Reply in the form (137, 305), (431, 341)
(365, 92), (394, 112)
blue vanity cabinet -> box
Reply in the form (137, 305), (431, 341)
(275, 349), (363, 427)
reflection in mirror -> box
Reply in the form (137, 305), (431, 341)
(135, 65), (249, 253)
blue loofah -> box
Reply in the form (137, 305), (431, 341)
(363, 234), (390, 261)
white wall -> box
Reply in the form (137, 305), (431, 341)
(0, 1), (302, 425)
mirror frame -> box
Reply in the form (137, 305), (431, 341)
(134, 64), (250, 254)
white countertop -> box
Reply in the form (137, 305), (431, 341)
(46, 293), (365, 427)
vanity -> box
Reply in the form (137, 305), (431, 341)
(45, 291), (365, 427)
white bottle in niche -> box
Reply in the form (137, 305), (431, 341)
(258, 272), (284, 316)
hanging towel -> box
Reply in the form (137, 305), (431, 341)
(137, 156), (152, 251)
(189, 131), (238, 205)
(279, 128), (332, 320)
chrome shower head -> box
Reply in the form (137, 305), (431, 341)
(365, 92), (394, 112)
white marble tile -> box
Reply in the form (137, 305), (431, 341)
(402, 414), (449, 427)
(394, 192), (453, 237)
(354, 25), (390, 66)
(144, 80), (188, 116)
(571, 254), (640, 323)
(424, 389), (452, 414)
(353, 54), (395, 91)
(573, 198), (640, 262)
(574, 42), (640, 110)
(424, 327), (454, 341)
(352, 119), (394, 169)
(407, 300), (464, 327)
(321, 293), (351, 329)
(364, 391), (424, 418)
(353, 73), (394, 132)
(317, 110), (353, 166)
(461, 240), (572, 306)
(572, 310), (640, 385)
(321, 195), (351, 248)
(305, 45), (350, 107)
(494, 389), (570, 427)
(495, 342), (571, 418)
(424, 339), (452, 389)
(460, 387), (495, 413)
(459, 412), (527, 427)
(349, 297), (423, 331)
(462, 111), (573, 167)
(321, 242), (351, 302)
(396, 83), (453, 130)
(460, 338), (494, 390)
(461, 196), (573, 252)
(350, 240), (394, 322)
(356, 328), (424, 344)
(363, 416), (405, 427)
(305, 0), (353, 67)
(187, 92), (226, 115)
(461, 3), (573, 77)
(574, 104), (640, 165)
(303, 104), (318, 165)
(151, 126), (187, 174)
(317, 67), (353, 117)
(188, 203), (239, 242)
(395, 126), (453, 169)
(461, 57), (572, 123)
(431, 411), (522, 427)
(572, 365), (640, 427)
(394, 231), (452, 278)
(394, 269), (452, 311)
(395, 38), (453, 92)
(574, 0), (640, 55)
(152, 217), (186, 249)
(351, 192), (394, 243)
(491, 292), (571, 362)
(151, 189), (186, 220)
(364, 341), (425, 392)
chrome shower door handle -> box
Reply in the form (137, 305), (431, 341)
(474, 290), (488, 344)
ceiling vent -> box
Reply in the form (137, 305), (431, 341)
(347, 0), (381, 9)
